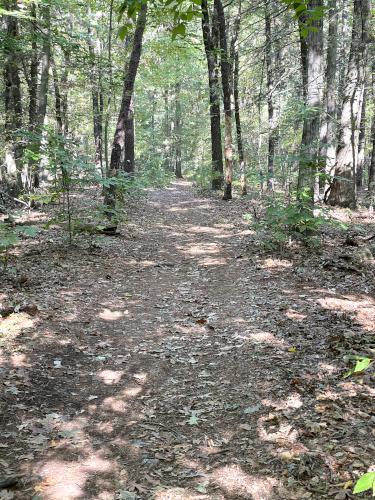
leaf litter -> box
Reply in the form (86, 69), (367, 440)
(0, 181), (374, 499)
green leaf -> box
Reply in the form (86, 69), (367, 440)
(353, 472), (375, 494)
(172, 23), (186, 40)
(188, 413), (198, 425)
(343, 357), (373, 378)
(195, 483), (208, 493)
(118, 25), (129, 40)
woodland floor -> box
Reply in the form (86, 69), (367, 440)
(0, 180), (374, 500)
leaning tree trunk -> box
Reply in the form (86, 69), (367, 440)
(327, 0), (370, 207)
(297, 0), (324, 203)
(215, 0), (233, 200)
(106, 3), (147, 208)
(201, 0), (224, 190)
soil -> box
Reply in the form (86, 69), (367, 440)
(0, 181), (374, 500)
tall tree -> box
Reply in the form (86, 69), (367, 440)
(328, 0), (370, 207)
(3, 1), (23, 193)
(201, 0), (223, 190)
(264, 3), (276, 191)
(88, 28), (104, 176)
(356, 91), (366, 189)
(31, 4), (51, 189)
(106, 3), (147, 207)
(320, 0), (338, 195)
(368, 61), (375, 194)
(297, 0), (324, 202)
(174, 81), (183, 178)
(123, 97), (135, 173)
(231, 1), (246, 195)
(214, 0), (233, 200)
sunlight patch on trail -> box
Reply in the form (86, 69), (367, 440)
(212, 465), (279, 499)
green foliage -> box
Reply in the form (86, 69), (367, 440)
(281, 0), (327, 36)
(343, 355), (373, 378)
(247, 192), (329, 250)
(353, 472), (375, 496)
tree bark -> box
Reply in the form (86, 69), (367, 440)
(32, 5), (51, 188)
(174, 82), (183, 179)
(214, 0), (233, 200)
(356, 90), (366, 189)
(368, 61), (375, 193)
(201, 0), (224, 190)
(104, 0), (114, 173)
(297, 0), (324, 203)
(52, 58), (64, 134)
(106, 3), (147, 207)
(28, 3), (38, 133)
(3, 0), (23, 193)
(163, 88), (172, 171)
(319, 0), (337, 195)
(88, 29), (104, 176)
(123, 97), (135, 173)
(298, 12), (308, 104)
(232, 3), (246, 195)
(265, 4), (277, 191)
(327, 0), (370, 207)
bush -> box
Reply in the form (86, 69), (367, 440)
(246, 191), (332, 251)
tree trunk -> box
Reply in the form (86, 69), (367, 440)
(368, 61), (375, 193)
(33, 5), (51, 188)
(328, 0), (370, 207)
(298, 12), (308, 104)
(320, 0), (338, 195)
(174, 82), (183, 179)
(88, 29), (104, 176)
(201, 0), (224, 190)
(232, 3), (246, 195)
(3, 0), (23, 193)
(214, 0), (233, 200)
(52, 58), (64, 134)
(337, 0), (351, 122)
(265, 5), (276, 191)
(356, 90), (366, 189)
(123, 97), (135, 173)
(28, 4), (38, 132)
(106, 3), (147, 207)
(163, 88), (172, 171)
(104, 0), (114, 173)
(61, 50), (70, 134)
(297, 0), (324, 203)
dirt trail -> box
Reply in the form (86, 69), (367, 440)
(0, 181), (374, 500)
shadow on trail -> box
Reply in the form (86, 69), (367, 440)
(0, 181), (374, 499)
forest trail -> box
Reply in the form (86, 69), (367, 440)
(1, 181), (374, 500)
